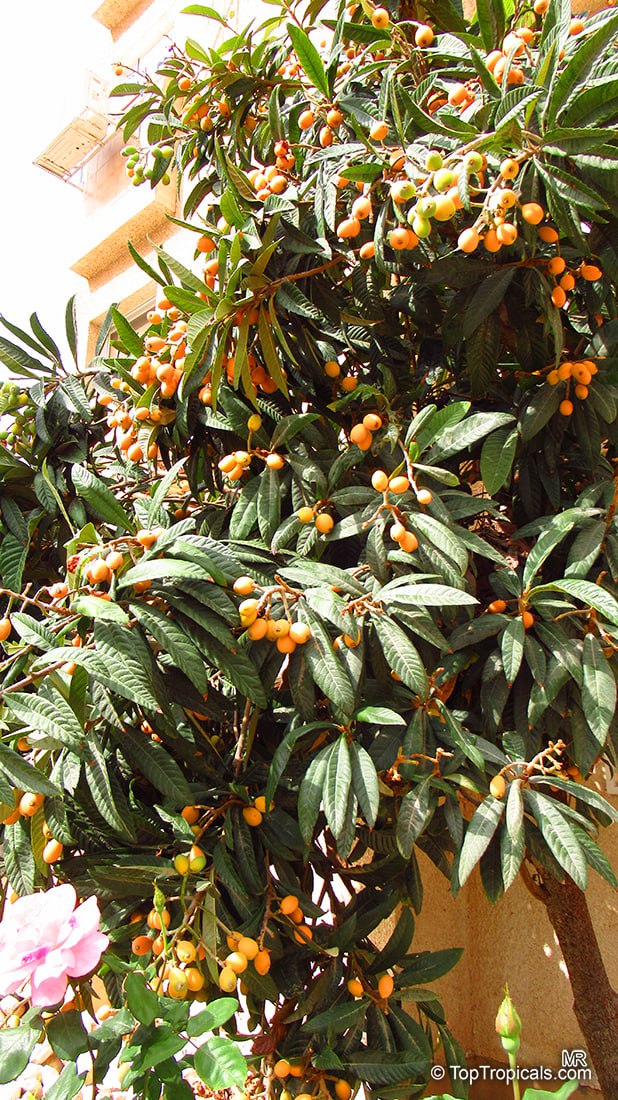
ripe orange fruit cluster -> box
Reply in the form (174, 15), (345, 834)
(547, 358), (600, 415)
(84, 549), (125, 587)
(324, 358), (359, 391)
(242, 794), (274, 827)
(278, 893), (314, 945)
(222, 929), (271, 989)
(239, 595), (313, 654)
(173, 843), (206, 875)
(218, 347), (280, 397)
(247, 162), (290, 201)
(350, 412), (383, 451)
(2, 790), (45, 826)
(389, 521), (418, 554)
(297, 505), (335, 535)
(545, 254), (603, 310)
(488, 600), (535, 630)
(133, 915), (208, 997)
(3, 802), (65, 863)
(219, 448), (253, 482)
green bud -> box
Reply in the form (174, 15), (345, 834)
(495, 992), (522, 1042)
(153, 884), (167, 913)
(501, 1035), (521, 1055)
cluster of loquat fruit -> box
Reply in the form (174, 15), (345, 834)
(131, 903), (209, 1000)
(0, 381), (36, 454)
(236, 575), (313, 656)
(217, 415), (285, 482)
(370, 464), (432, 554)
(487, 598), (535, 631)
(74, 529), (162, 594)
(120, 142), (172, 187)
(0, 791), (64, 864)
(546, 356), (601, 417)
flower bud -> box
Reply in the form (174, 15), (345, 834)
(495, 992), (522, 1051)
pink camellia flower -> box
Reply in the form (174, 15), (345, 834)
(0, 883), (109, 1006)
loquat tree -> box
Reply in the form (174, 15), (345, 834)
(1, 0), (618, 1098)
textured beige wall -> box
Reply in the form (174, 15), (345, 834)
(412, 790), (618, 1095)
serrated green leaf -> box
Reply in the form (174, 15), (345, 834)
(119, 727), (192, 806)
(343, 1050), (426, 1085)
(500, 618), (525, 685)
(397, 779), (432, 859)
(10, 612), (55, 651)
(462, 270), (515, 340)
(501, 779), (524, 890)
(428, 412), (514, 460)
(89, 620), (159, 710)
(536, 578), (618, 625)
(5, 690), (84, 752)
(480, 425), (518, 494)
(0, 742), (61, 796)
(546, 9), (618, 125)
(458, 796), (504, 887)
(85, 739), (136, 839)
(350, 742), (379, 828)
(355, 706), (405, 726)
(0, 533), (27, 591)
(525, 790), (588, 889)
(131, 602), (209, 695)
(287, 23), (331, 99)
(581, 633), (616, 746)
(373, 615), (429, 697)
(302, 606), (356, 715)
(298, 749), (329, 844)
(111, 307), (145, 357)
(258, 465), (281, 545)
(323, 735), (352, 841)
(71, 466), (133, 532)
(382, 584), (477, 608)
(194, 1037), (247, 1091)
(572, 824), (618, 888)
(519, 383), (563, 442)
(72, 595), (130, 623)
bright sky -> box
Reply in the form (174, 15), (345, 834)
(0, 0), (313, 365)
(1, 2), (105, 347)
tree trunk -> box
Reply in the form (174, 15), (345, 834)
(541, 873), (618, 1100)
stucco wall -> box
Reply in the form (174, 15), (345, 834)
(411, 786), (618, 1095)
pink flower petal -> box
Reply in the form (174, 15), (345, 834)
(0, 885), (107, 1006)
(30, 970), (68, 1008)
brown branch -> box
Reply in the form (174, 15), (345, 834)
(233, 699), (253, 777)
